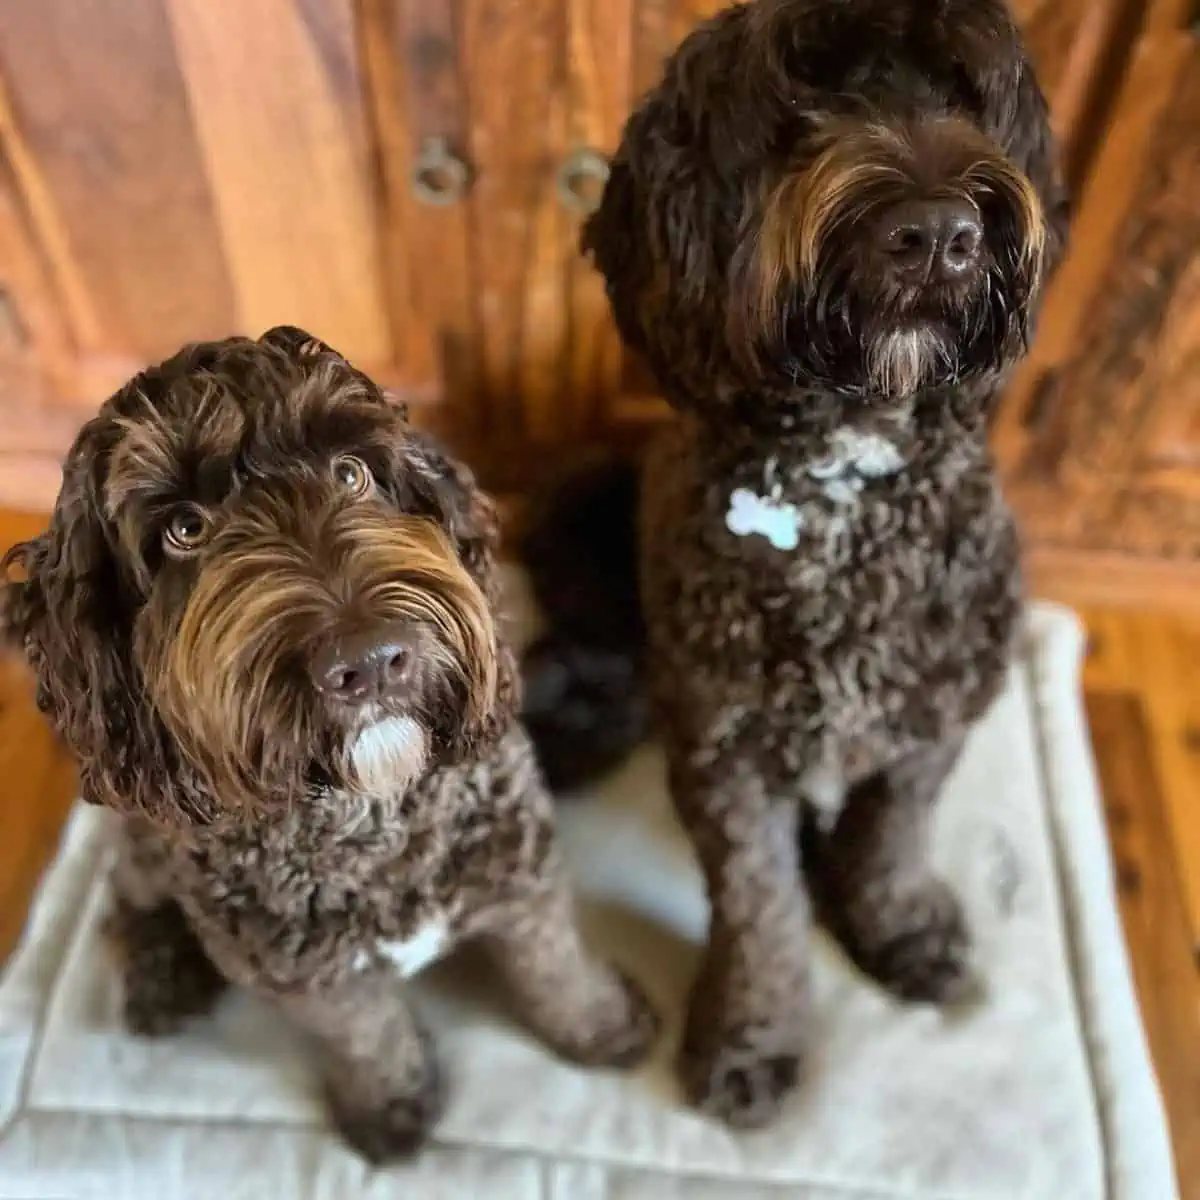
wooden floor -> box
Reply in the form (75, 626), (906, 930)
(1, 510), (1198, 1195)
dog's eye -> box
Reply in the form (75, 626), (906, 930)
(332, 455), (373, 497)
(163, 507), (211, 554)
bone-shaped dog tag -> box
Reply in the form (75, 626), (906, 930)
(725, 488), (802, 551)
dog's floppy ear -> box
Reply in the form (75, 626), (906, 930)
(1004, 70), (1070, 273)
(2, 414), (191, 822)
(401, 431), (519, 748)
(581, 88), (730, 356)
(946, 2), (1070, 270)
(403, 430), (502, 595)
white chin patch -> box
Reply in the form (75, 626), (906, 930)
(867, 326), (952, 397)
(350, 715), (429, 795)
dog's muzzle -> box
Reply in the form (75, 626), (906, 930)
(143, 500), (497, 804)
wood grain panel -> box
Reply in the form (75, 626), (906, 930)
(0, 70), (97, 370)
(0, 0), (236, 357)
(461, 0), (568, 450)
(563, 0), (632, 440)
(360, 0), (478, 406)
(0, 104), (86, 511)
(996, 34), (1200, 606)
(0, 152), (73, 407)
(633, 0), (724, 98)
(165, 0), (391, 366)
(1014, 0), (1142, 191)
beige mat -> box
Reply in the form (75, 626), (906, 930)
(0, 586), (1176, 1199)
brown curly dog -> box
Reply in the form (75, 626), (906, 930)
(2, 326), (658, 1163)
(521, 0), (1070, 1129)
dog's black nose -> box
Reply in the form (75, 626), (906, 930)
(311, 625), (416, 706)
(876, 199), (983, 283)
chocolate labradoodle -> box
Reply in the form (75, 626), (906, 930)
(521, 0), (1069, 1128)
(1, 327), (657, 1162)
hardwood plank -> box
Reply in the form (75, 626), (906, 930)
(164, 0), (391, 365)
(1080, 608), (1144, 694)
(1079, 606), (1200, 948)
(0, 509), (74, 965)
(1123, 617), (1200, 951)
(0, 655), (75, 963)
(0, 0), (237, 357)
(1086, 691), (1198, 1195)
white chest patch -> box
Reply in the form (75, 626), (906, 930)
(369, 919), (451, 980)
(808, 428), (906, 504)
(725, 487), (803, 550)
(810, 428), (906, 481)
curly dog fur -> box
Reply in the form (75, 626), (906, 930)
(521, 0), (1069, 1128)
(2, 327), (657, 1162)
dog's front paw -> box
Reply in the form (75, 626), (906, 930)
(549, 968), (660, 1069)
(839, 878), (980, 1005)
(325, 1053), (445, 1165)
(680, 1034), (804, 1129)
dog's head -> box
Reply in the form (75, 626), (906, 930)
(2, 327), (512, 828)
(585, 0), (1069, 418)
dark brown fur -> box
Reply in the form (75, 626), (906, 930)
(521, 0), (1068, 1128)
(2, 327), (657, 1162)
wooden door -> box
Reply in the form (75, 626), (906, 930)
(0, 0), (405, 510)
(995, 29), (1200, 606)
(0, 0), (1168, 519)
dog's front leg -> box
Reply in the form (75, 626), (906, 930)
(805, 737), (979, 1004)
(482, 853), (660, 1069)
(272, 969), (442, 1164)
(107, 820), (227, 1036)
(671, 751), (812, 1129)
(179, 896), (444, 1164)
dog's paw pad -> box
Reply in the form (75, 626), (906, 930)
(682, 1044), (803, 1129)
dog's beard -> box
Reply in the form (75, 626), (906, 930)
(348, 713), (430, 797)
(140, 508), (497, 812)
(864, 325), (955, 398)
